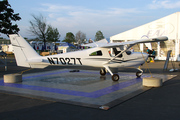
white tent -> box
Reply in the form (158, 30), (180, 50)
(110, 12), (180, 61)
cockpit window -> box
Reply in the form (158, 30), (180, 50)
(113, 48), (122, 58)
(89, 50), (102, 56)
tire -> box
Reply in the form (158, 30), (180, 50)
(100, 68), (106, 75)
(112, 74), (119, 81)
(136, 71), (142, 78)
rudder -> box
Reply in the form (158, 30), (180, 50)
(9, 34), (41, 68)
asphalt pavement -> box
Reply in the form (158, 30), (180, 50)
(0, 57), (180, 120)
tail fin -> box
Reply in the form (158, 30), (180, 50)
(9, 34), (41, 68)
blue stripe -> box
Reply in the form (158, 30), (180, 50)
(0, 71), (143, 98)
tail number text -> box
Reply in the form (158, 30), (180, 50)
(47, 57), (82, 65)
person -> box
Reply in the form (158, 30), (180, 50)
(146, 47), (152, 63)
(151, 49), (156, 62)
(130, 48), (134, 52)
(146, 47), (150, 54)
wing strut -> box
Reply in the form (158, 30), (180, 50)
(104, 47), (128, 64)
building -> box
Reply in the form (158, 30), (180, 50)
(0, 38), (12, 53)
(0, 38), (10, 44)
(57, 42), (77, 53)
(110, 12), (180, 61)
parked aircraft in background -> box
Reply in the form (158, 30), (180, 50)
(9, 34), (168, 81)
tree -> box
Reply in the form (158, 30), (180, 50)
(28, 14), (60, 48)
(29, 14), (47, 46)
(75, 31), (86, 45)
(95, 30), (105, 41)
(63, 32), (75, 43)
(46, 25), (60, 42)
(0, 0), (21, 36)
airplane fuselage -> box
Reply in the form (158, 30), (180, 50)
(40, 47), (148, 68)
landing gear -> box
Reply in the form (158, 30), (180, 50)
(136, 71), (142, 78)
(112, 74), (119, 81)
(100, 68), (106, 75)
(136, 66), (143, 78)
(102, 66), (120, 81)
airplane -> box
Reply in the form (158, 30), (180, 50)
(9, 34), (168, 81)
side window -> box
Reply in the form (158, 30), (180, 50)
(89, 50), (102, 56)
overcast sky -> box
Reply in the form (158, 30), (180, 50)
(2, 0), (180, 40)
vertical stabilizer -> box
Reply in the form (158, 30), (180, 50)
(9, 34), (40, 68)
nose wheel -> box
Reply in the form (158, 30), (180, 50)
(136, 66), (143, 78)
(136, 71), (142, 78)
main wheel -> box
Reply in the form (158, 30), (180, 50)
(136, 71), (142, 78)
(100, 68), (106, 75)
(112, 74), (119, 81)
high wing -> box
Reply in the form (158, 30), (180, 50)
(102, 36), (168, 64)
(98, 36), (168, 48)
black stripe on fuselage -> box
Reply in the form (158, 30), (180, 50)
(84, 57), (143, 63)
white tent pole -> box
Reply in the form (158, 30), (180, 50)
(157, 42), (160, 60)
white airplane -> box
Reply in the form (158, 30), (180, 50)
(9, 34), (168, 81)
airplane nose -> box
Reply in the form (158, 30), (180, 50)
(143, 53), (149, 61)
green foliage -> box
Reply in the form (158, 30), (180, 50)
(46, 25), (60, 42)
(95, 30), (105, 41)
(89, 52), (96, 56)
(0, 0), (21, 36)
(63, 32), (75, 43)
(29, 14), (60, 45)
